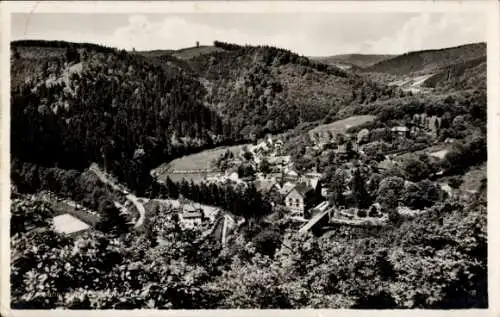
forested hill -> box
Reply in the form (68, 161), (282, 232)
(153, 41), (404, 138)
(421, 56), (486, 92)
(10, 40), (234, 194)
(363, 42), (486, 75)
(10, 40), (404, 194)
(310, 53), (395, 69)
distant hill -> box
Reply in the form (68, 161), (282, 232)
(311, 54), (395, 69)
(177, 41), (400, 138)
(363, 42), (486, 75)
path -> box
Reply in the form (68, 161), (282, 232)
(89, 163), (146, 229)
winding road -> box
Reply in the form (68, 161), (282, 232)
(89, 163), (146, 229)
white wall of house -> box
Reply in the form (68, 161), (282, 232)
(181, 217), (202, 229)
(285, 189), (305, 216)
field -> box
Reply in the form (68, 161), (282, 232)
(308, 115), (377, 135)
(153, 144), (250, 183)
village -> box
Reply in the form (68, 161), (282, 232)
(34, 110), (470, 241)
(166, 112), (461, 235)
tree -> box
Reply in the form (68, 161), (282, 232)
(418, 179), (441, 208)
(328, 170), (346, 207)
(96, 199), (130, 234)
(252, 228), (282, 258)
(260, 158), (271, 174)
(351, 168), (371, 209)
(376, 176), (405, 212)
(10, 198), (53, 235)
(65, 45), (80, 64)
(402, 154), (431, 182)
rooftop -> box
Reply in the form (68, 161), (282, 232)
(391, 126), (409, 132)
(180, 210), (204, 219)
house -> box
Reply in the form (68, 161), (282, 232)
(300, 172), (322, 191)
(269, 155), (291, 166)
(225, 167), (240, 182)
(274, 140), (283, 149)
(321, 187), (330, 197)
(282, 182), (310, 217)
(279, 182), (296, 197)
(253, 141), (269, 155)
(391, 126), (410, 138)
(335, 142), (358, 156)
(255, 179), (281, 196)
(370, 128), (388, 142)
(284, 169), (299, 183)
(179, 205), (205, 229)
(357, 128), (370, 144)
(267, 172), (283, 184)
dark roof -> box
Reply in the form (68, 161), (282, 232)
(284, 182), (311, 198)
(255, 180), (279, 193)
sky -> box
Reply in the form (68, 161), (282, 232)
(11, 12), (486, 56)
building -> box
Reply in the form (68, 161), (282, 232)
(391, 126), (410, 138)
(300, 172), (322, 191)
(255, 179), (281, 195)
(283, 169), (299, 183)
(179, 205), (205, 229)
(268, 155), (291, 166)
(282, 182), (310, 217)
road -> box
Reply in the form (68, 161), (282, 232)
(89, 163), (146, 229)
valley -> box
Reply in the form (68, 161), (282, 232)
(10, 38), (487, 309)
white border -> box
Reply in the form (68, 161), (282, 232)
(1, 1), (499, 317)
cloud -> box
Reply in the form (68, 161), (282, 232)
(109, 15), (315, 53)
(363, 13), (485, 54)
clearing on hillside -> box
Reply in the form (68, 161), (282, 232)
(308, 115), (377, 136)
(153, 143), (250, 183)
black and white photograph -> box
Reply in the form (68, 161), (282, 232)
(1, 0), (498, 313)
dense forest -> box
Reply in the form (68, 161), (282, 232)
(363, 42), (486, 75)
(184, 41), (403, 137)
(11, 41), (237, 195)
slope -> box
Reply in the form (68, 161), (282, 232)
(363, 42), (486, 75)
(311, 53), (395, 69)
(421, 56), (486, 92)
(10, 40), (230, 194)
(181, 41), (401, 139)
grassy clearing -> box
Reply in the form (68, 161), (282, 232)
(308, 115), (376, 135)
(154, 144), (249, 175)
